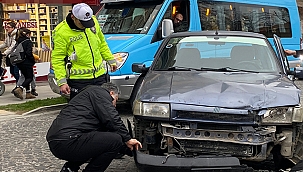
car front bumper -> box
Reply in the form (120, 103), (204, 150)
(135, 151), (253, 172)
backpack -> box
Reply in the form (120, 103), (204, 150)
(9, 39), (28, 66)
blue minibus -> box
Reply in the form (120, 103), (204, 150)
(94, 0), (301, 100)
(48, 0), (302, 100)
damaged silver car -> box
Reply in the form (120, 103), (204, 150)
(131, 31), (303, 172)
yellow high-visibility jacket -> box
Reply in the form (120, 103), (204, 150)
(51, 16), (115, 87)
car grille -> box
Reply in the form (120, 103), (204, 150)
(174, 110), (256, 124)
(179, 140), (254, 157)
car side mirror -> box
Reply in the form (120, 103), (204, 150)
(132, 63), (149, 73)
(162, 19), (174, 38)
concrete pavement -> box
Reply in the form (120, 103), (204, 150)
(0, 80), (62, 121)
(0, 81), (61, 107)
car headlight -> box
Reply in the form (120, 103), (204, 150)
(260, 107), (293, 124)
(133, 100), (170, 118)
(113, 52), (128, 69)
(293, 106), (303, 122)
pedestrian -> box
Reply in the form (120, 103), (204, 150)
(46, 82), (142, 172)
(0, 21), (20, 87)
(16, 46), (39, 97)
(51, 3), (117, 100)
(12, 27), (36, 100)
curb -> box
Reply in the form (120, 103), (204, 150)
(22, 103), (67, 116)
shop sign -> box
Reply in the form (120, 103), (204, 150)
(3, 21), (37, 28)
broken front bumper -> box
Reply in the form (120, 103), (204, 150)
(135, 151), (253, 172)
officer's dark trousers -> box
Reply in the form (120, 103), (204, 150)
(67, 74), (109, 100)
(48, 131), (123, 172)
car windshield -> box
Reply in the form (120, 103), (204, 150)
(96, 6), (159, 34)
(153, 35), (280, 73)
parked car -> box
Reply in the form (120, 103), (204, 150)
(130, 30), (303, 172)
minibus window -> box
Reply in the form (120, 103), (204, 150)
(198, 1), (292, 38)
(96, 5), (159, 34)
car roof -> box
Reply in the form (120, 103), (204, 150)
(169, 31), (268, 39)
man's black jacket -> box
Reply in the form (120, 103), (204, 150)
(46, 85), (131, 143)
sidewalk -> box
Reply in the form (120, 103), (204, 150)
(0, 80), (61, 116)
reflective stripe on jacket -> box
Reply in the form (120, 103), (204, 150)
(51, 16), (115, 86)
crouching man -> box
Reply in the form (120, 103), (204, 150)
(46, 82), (142, 172)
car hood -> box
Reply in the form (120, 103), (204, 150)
(138, 71), (300, 110)
(105, 34), (144, 53)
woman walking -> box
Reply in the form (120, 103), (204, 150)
(0, 21), (20, 88)
(12, 27), (36, 100)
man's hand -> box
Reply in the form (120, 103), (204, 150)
(285, 50), (296, 56)
(110, 64), (118, 72)
(60, 84), (70, 95)
(126, 139), (142, 151)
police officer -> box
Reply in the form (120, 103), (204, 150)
(51, 3), (117, 100)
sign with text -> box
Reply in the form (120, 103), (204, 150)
(3, 21), (37, 28)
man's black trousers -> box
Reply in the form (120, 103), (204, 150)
(48, 131), (124, 172)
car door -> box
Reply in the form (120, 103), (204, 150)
(273, 34), (290, 75)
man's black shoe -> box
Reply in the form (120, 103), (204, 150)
(114, 153), (125, 159)
(60, 163), (78, 172)
(120, 144), (133, 157)
(114, 144), (133, 159)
